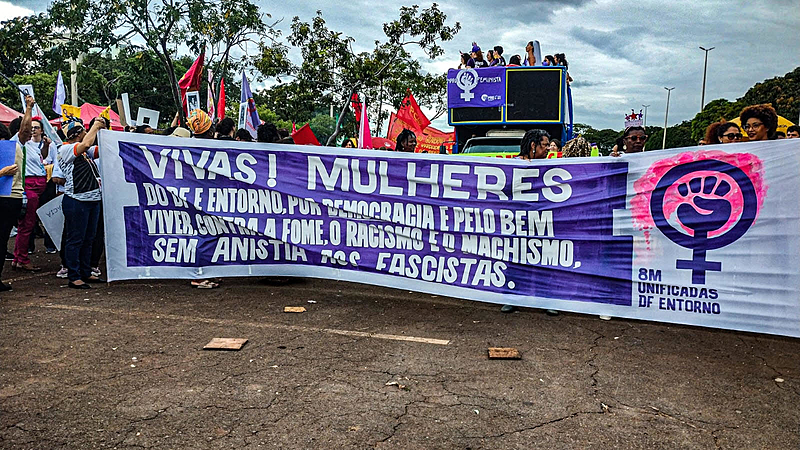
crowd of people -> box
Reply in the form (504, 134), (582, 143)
(457, 41), (573, 83)
(0, 91), (796, 294)
(699, 104), (799, 145)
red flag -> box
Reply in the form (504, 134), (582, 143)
(351, 92), (362, 120)
(386, 112), (414, 141)
(291, 123), (320, 146)
(396, 89), (430, 131)
(216, 78), (226, 120)
(178, 50), (205, 115)
(292, 122), (297, 133)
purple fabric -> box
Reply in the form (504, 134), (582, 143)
(117, 141), (633, 306)
(447, 67), (506, 108)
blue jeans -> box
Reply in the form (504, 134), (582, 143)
(62, 196), (100, 282)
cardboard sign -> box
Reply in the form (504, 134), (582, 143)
(136, 107), (160, 128)
(121, 93), (133, 126)
(186, 91), (200, 113)
(36, 195), (64, 251)
(18, 84), (35, 110)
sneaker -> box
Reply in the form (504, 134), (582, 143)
(46, 248), (57, 254)
(91, 267), (102, 277)
(4, 252), (12, 261)
(56, 267), (68, 278)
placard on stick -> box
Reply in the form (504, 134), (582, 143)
(186, 91), (200, 113)
(136, 107), (160, 128)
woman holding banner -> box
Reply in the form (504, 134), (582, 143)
(0, 123), (24, 292)
(58, 118), (107, 289)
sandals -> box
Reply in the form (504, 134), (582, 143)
(191, 279), (219, 289)
(12, 262), (42, 272)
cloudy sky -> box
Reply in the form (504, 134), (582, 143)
(5, 0), (799, 131)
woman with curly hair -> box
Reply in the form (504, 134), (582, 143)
(562, 136), (592, 158)
(704, 121), (725, 145)
(739, 104), (778, 141)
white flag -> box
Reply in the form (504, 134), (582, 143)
(52, 71), (66, 115)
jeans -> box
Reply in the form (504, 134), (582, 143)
(13, 176), (46, 265)
(62, 196), (100, 282)
(0, 197), (23, 280)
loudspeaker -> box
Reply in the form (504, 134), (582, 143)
(505, 69), (562, 122)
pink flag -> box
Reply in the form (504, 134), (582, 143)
(358, 94), (372, 149)
(216, 78), (226, 120)
(207, 69), (215, 118)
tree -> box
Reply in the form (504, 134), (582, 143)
(688, 98), (743, 142)
(647, 121), (694, 150)
(47, 0), (274, 126)
(573, 123), (619, 155)
(740, 67), (800, 121)
(255, 4), (460, 145)
(309, 114), (336, 145)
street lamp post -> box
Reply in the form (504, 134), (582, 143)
(699, 46), (715, 111)
(663, 87), (675, 150)
(641, 104), (650, 128)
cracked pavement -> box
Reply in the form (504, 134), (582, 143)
(1, 251), (798, 449)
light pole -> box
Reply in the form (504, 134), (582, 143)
(641, 104), (650, 128)
(663, 87), (675, 150)
(699, 46), (714, 111)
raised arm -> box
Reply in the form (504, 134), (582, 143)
(74, 118), (106, 156)
(17, 95), (35, 143)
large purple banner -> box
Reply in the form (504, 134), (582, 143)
(447, 68), (506, 108)
(99, 132), (800, 338)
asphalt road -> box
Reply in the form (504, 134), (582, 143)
(1, 244), (798, 449)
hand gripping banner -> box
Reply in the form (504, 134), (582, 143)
(98, 132), (800, 337)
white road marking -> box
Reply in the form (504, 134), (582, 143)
(39, 303), (451, 346)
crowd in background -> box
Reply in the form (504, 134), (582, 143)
(457, 41), (573, 83)
(0, 91), (796, 293)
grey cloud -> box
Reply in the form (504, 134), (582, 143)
(569, 26), (650, 63)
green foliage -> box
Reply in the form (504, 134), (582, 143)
(740, 67), (800, 121)
(255, 104), (291, 131)
(0, 72), (57, 118)
(0, 14), (53, 76)
(308, 114), (336, 145)
(254, 4), (460, 144)
(573, 123), (619, 155)
(647, 121), (694, 150)
(689, 98), (743, 142)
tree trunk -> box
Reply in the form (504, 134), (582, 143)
(326, 88), (356, 146)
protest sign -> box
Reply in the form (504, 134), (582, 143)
(121, 93), (133, 126)
(0, 140), (16, 196)
(447, 67), (506, 108)
(136, 108), (160, 128)
(37, 195), (64, 251)
(98, 132), (800, 337)
(186, 91), (200, 113)
(17, 85), (62, 146)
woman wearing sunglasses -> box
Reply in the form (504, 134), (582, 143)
(716, 122), (744, 144)
(611, 126), (648, 156)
